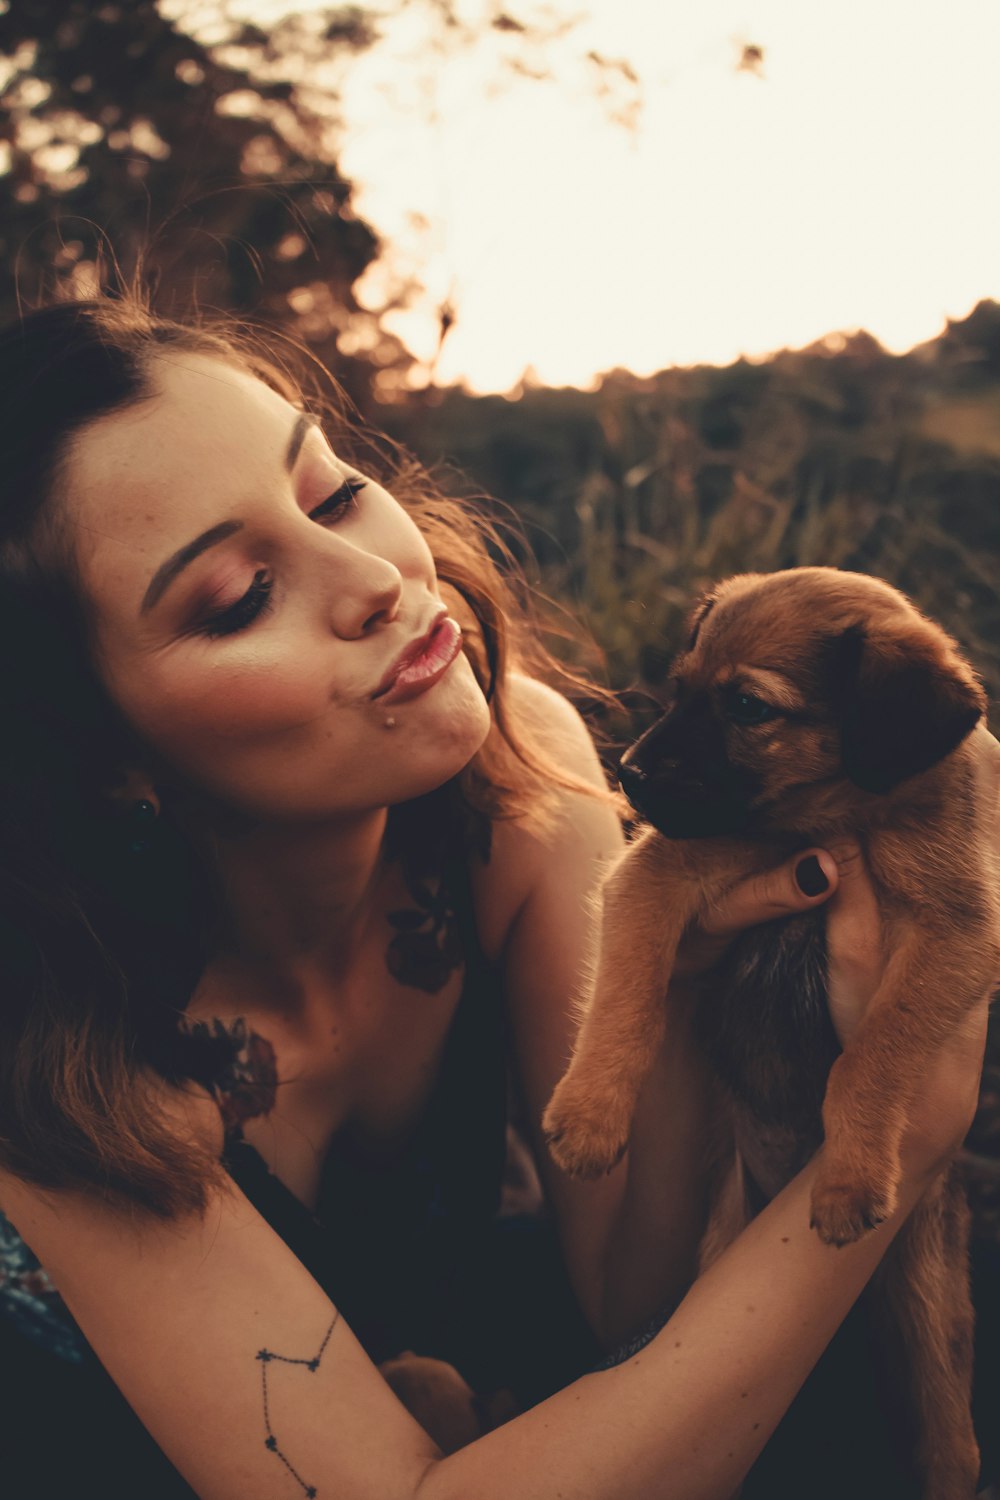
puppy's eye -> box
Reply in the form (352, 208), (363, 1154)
(724, 688), (778, 725)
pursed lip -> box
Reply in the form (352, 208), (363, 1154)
(371, 606), (456, 701)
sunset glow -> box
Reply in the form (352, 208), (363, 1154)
(229, 0), (1000, 393)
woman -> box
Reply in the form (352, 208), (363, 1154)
(0, 297), (994, 1500)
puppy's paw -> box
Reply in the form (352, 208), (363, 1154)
(544, 1118), (628, 1180)
(809, 1177), (895, 1247)
(542, 1080), (629, 1180)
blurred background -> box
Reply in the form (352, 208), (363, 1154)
(1, 0), (999, 1236)
(3, 0), (999, 705)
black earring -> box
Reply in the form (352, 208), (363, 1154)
(130, 798), (159, 854)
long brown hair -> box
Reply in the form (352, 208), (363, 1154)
(0, 295), (615, 1218)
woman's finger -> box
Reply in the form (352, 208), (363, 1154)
(700, 847), (840, 940)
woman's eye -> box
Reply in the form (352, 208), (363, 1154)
(725, 688), (778, 725)
(309, 476), (367, 523)
(197, 478), (366, 641)
(202, 569), (274, 639)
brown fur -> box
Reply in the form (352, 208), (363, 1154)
(379, 1352), (518, 1455)
(542, 567), (1000, 1500)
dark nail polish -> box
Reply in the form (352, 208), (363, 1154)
(796, 855), (829, 897)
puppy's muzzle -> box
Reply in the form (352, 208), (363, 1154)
(619, 706), (761, 839)
(618, 757), (739, 838)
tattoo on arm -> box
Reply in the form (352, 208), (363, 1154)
(256, 1312), (340, 1497)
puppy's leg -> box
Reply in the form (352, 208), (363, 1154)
(873, 1171), (979, 1500)
(543, 829), (701, 1179)
(810, 930), (995, 1246)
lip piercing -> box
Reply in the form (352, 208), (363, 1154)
(384, 716), (396, 729)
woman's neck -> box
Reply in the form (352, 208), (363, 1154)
(194, 804), (391, 986)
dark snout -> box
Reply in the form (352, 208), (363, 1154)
(618, 696), (762, 839)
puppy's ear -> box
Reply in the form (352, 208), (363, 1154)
(824, 621), (985, 794)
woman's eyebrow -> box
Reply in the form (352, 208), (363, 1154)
(284, 411), (321, 471)
(140, 412), (320, 616)
(141, 520), (245, 615)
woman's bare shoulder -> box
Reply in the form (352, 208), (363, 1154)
(506, 672), (609, 767)
(470, 675), (624, 962)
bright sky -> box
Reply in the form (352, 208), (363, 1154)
(225, 0), (1000, 393)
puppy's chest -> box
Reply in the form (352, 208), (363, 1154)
(695, 906), (837, 1160)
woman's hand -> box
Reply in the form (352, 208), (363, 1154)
(898, 724), (999, 1177)
(667, 832), (886, 1058)
(669, 827), (991, 1183)
(669, 841), (847, 990)
(823, 838), (989, 1180)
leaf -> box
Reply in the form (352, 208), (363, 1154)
(388, 908), (427, 931)
(386, 932), (458, 993)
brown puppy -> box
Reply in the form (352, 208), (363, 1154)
(542, 567), (1000, 1499)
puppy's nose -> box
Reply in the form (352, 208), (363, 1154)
(617, 759), (646, 796)
(620, 752), (682, 782)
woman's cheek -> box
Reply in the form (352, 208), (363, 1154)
(142, 649), (331, 744)
(379, 495), (438, 580)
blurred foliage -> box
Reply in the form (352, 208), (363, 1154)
(382, 307), (1000, 747)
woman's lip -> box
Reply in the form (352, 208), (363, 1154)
(372, 615), (463, 705)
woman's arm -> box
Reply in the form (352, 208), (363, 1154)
(425, 1132), (966, 1500)
(1, 1029), (980, 1500)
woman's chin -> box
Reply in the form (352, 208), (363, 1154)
(389, 656), (492, 779)
(173, 660), (493, 827)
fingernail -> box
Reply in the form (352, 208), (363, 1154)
(795, 855), (829, 897)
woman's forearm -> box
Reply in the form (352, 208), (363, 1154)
(425, 1149), (926, 1500)
(597, 1000), (716, 1346)
(2, 1144), (931, 1500)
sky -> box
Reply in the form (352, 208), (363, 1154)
(217, 0), (1000, 393)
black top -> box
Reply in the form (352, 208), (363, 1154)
(10, 827), (989, 1498)
(221, 849), (596, 1404)
(0, 848), (598, 1498)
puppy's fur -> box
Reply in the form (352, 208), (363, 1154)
(543, 567), (1000, 1499)
(379, 1352), (517, 1455)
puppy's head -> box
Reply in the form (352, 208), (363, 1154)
(620, 567), (985, 838)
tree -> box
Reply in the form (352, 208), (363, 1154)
(0, 0), (642, 402)
(0, 0), (399, 401)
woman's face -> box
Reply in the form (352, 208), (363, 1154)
(63, 353), (491, 822)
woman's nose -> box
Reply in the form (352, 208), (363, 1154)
(324, 541), (403, 638)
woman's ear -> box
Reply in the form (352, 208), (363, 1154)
(827, 622), (985, 794)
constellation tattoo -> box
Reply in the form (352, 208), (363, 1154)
(256, 1312), (339, 1496)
